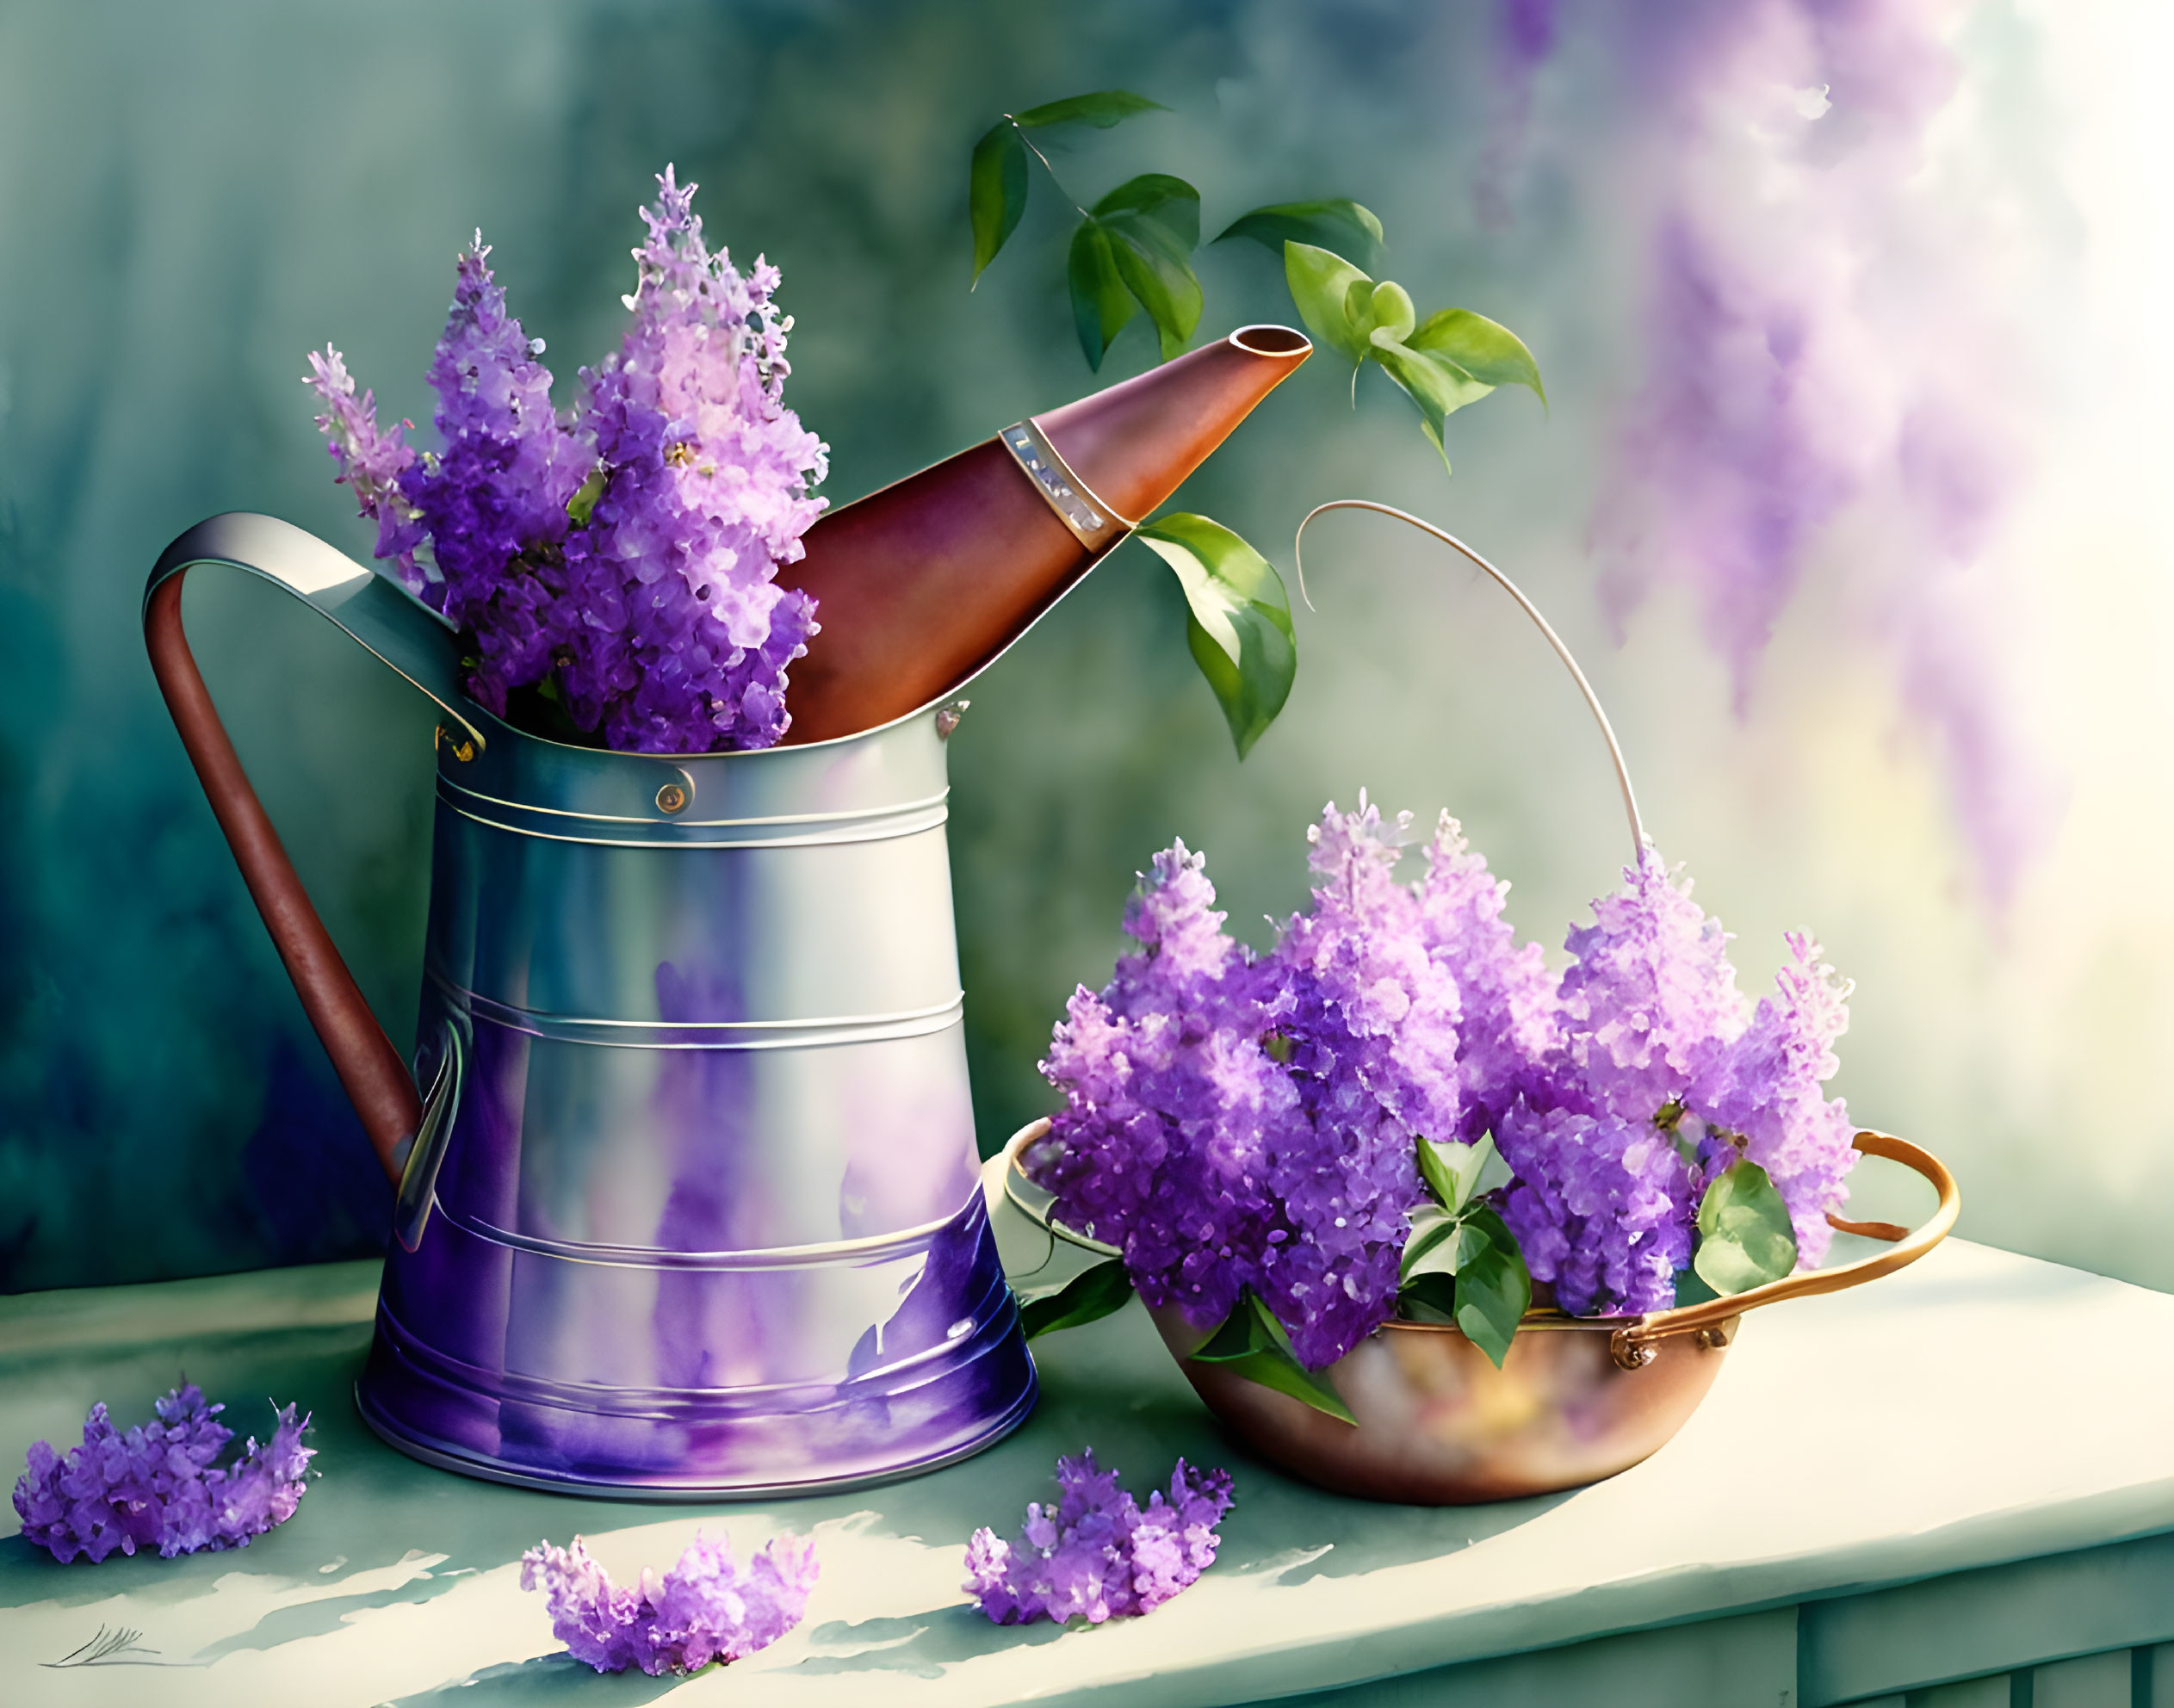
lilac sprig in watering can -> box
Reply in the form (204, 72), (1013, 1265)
(143, 328), (1310, 1496)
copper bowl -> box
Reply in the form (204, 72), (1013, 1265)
(1001, 1124), (1958, 1504)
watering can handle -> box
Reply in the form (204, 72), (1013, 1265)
(142, 512), (486, 1189)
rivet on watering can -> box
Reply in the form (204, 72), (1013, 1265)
(655, 781), (690, 814)
(435, 726), (474, 764)
(1694, 1325), (1731, 1350)
(934, 699), (970, 740)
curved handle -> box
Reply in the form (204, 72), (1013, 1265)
(1293, 500), (1647, 862)
(1609, 1130), (1960, 1365)
(392, 1018), (467, 1251)
(142, 513), (480, 1184)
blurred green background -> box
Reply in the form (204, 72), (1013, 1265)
(3, 0), (2169, 1296)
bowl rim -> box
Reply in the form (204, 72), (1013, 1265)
(999, 1118), (1958, 1361)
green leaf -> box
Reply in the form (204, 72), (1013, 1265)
(1092, 175), (1203, 361)
(1018, 1258), (1136, 1340)
(1673, 1265), (1722, 1309)
(1398, 1270), (1461, 1324)
(1449, 1206), (1531, 1369)
(1190, 1289), (1357, 1425)
(1415, 1134), (1494, 1213)
(1401, 1203), (1461, 1279)
(1217, 198), (1384, 271)
(1397, 1208), (1531, 1369)
(565, 465), (607, 526)
(1283, 240), (1376, 366)
(1013, 89), (1166, 129)
(1364, 281), (1415, 350)
(1366, 340), (1497, 473)
(1135, 513), (1296, 758)
(1068, 221), (1136, 370)
(1408, 307), (1546, 407)
(1091, 171), (1200, 248)
(1693, 1160), (1799, 1296)
(969, 121), (1030, 286)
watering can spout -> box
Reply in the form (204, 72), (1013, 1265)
(775, 324), (1311, 746)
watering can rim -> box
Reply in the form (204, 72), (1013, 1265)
(142, 511), (976, 762)
(146, 504), (1090, 764)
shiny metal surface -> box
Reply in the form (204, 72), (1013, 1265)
(774, 325), (1311, 745)
(145, 513), (1037, 1496)
(1002, 1121), (1956, 1506)
(376, 696), (1036, 1493)
(1154, 1303), (1734, 1505)
(998, 419), (1132, 552)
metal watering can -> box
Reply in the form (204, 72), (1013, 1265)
(143, 327), (1311, 1496)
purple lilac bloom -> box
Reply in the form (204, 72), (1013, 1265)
(1491, 846), (1745, 1310)
(1041, 808), (1860, 1332)
(1413, 811), (1557, 1138)
(12, 1384), (314, 1563)
(307, 167), (827, 754)
(520, 1529), (818, 1676)
(963, 1451), (1233, 1625)
(1256, 798), (1458, 1363)
(1693, 931), (1856, 1266)
(400, 237), (593, 715)
(1552, 845), (1745, 1125)
(1036, 839), (1307, 1350)
(1495, 1103), (1694, 1315)
(1037, 803), (1455, 1371)
(303, 345), (419, 579)
(568, 166), (827, 752)
(1575, 1), (2053, 905)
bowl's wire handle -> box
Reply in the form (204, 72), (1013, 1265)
(1293, 499), (1645, 860)
(1607, 1131), (1962, 1367)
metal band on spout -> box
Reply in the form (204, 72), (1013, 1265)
(999, 420), (1136, 554)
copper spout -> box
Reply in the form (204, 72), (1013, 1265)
(775, 325), (1310, 746)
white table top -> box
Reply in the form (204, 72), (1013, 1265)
(3, 1228), (2171, 1706)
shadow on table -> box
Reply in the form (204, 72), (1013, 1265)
(789, 1605), (1068, 1677)
(390, 1653), (685, 1703)
(1223, 1482), (1576, 1586)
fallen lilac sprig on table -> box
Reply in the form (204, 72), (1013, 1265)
(965, 1451), (1234, 1625)
(520, 1529), (818, 1675)
(12, 1383), (314, 1563)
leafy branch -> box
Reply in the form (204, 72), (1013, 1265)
(1280, 244), (1544, 473)
(1398, 1134), (1532, 1368)
(964, 90), (1545, 759)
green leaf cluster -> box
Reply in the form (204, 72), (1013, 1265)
(1135, 513), (1296, 758)
(963, 92), (1545, 763)
(1190, 1288), (1356, 1425)
(1397, 1135), (1532, 1368)
(969, 91), (1202, 368)
(1283, 244), (1545, 473)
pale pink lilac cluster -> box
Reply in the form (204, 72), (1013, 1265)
(520, 1529), (818, 1676)
(1039, 805), (1858, 1341)
(12, 1384), (313, 1563)
(963, 1451), (1233, 1625)
(307, 167), (827, 753)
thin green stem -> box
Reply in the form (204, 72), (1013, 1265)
(1006, 116), (1093, 222)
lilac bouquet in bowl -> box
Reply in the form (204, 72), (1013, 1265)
(1023, 796), (1858, 1417)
